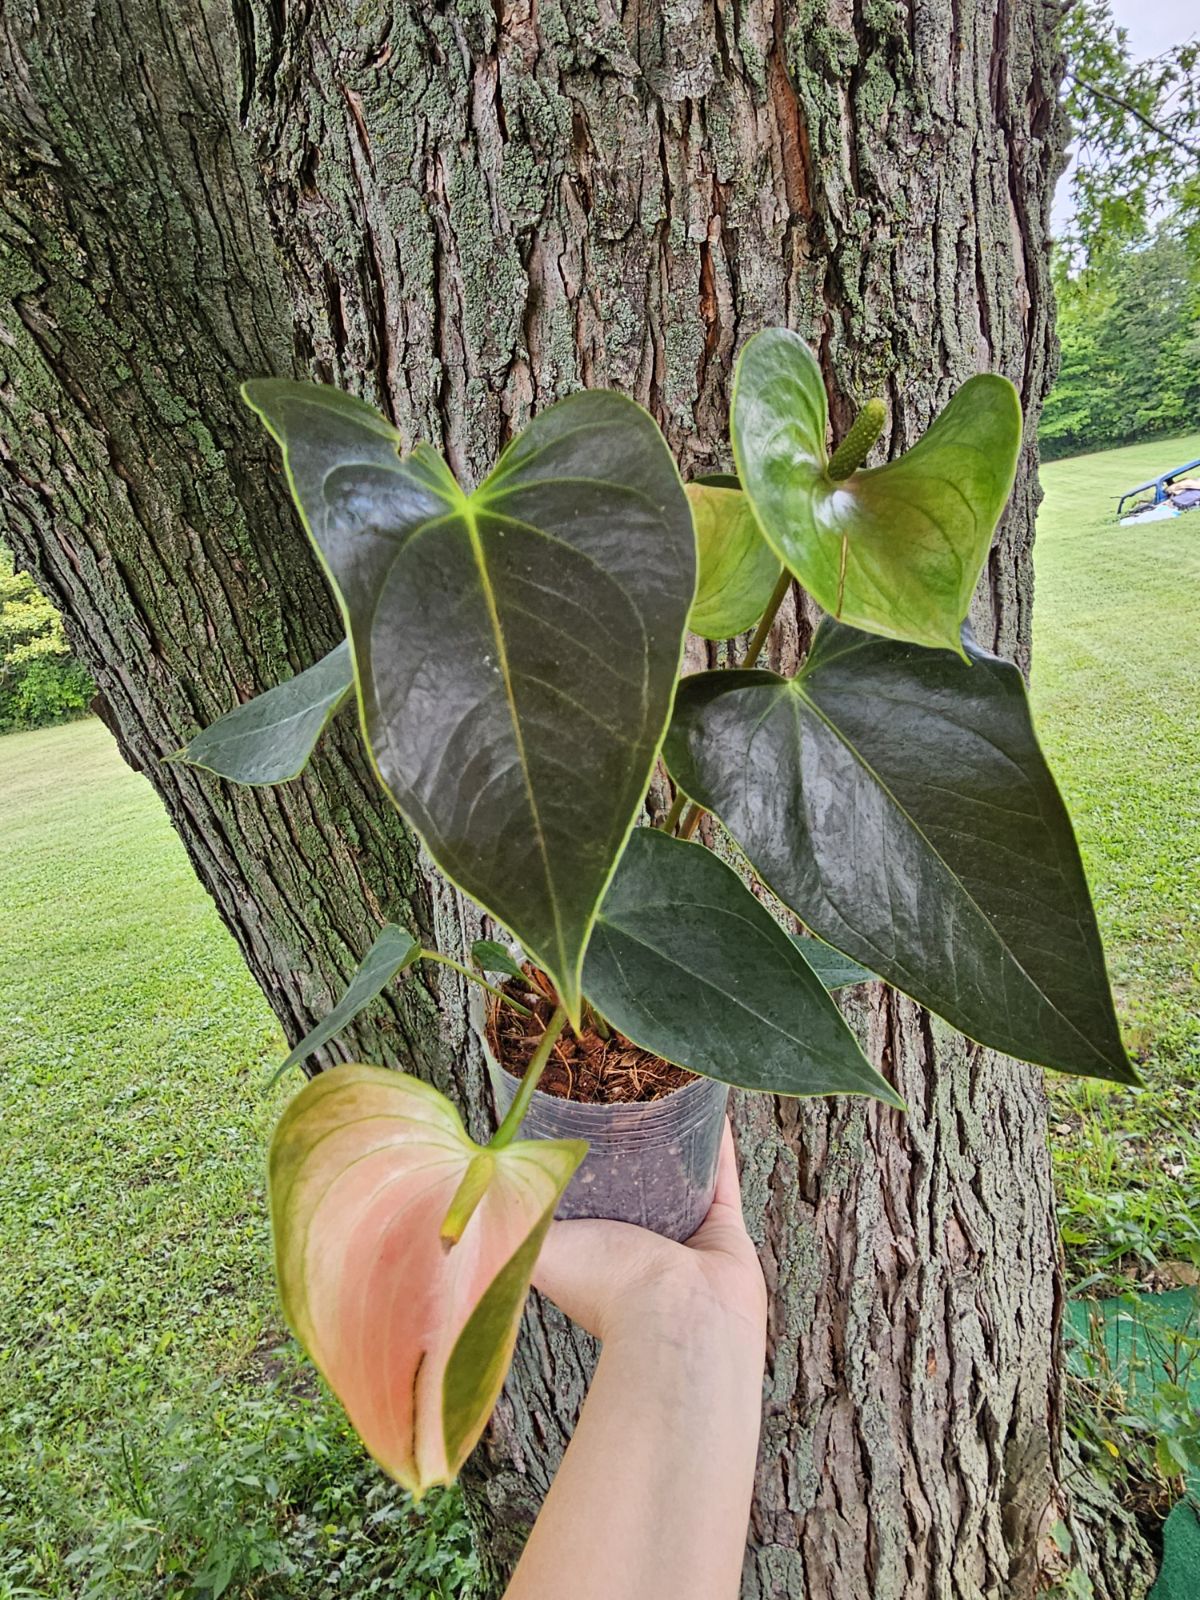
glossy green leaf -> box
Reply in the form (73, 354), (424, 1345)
(270, 1064), (584, 1494)
(174, 642), (353, 784)
(470, 940), (527, 983)
(685, 481), (782, 640)
(664, 618), (1136, 1085)
(791, 936), (875, 990)
(581, 828), (902, 1104)
(243, 381), (695, 1026)
(731, 328), (1022, 652)
(276, 924), (422, 1079)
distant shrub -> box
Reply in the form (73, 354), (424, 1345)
(0, 543), (93, 732)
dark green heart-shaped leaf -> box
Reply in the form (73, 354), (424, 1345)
(470, 940), (527, 983)
(686, 481), (782, 640)
(243, 382), (696, 1026)
(664, 619), (1135, 1085)
(791, 937), (875, 990)
(275, 923), (422, 1080)
(731, 328), (1022, 652)
(581, 827), (902, 1104)
(174, 642), (353, 784)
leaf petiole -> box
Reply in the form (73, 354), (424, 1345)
(659, 788), (688, 833)
(489, 1005), (569, 1150)
(421, 950), (533, 1016)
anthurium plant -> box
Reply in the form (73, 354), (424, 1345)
(176, 327), (1135, 1495)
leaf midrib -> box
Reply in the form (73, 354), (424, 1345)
(596, 899), (849, 1055)
(454, 489), (569, 983)
(783, 676), (1113, 1071)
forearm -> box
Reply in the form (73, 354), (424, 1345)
(504, 1291), (764, 1600)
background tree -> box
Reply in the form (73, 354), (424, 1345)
(1060, 0), (1200, 267)
(1043, 3), (1200, 463)
(0, 3), (1156, 1596)
(1042, 224), (1200, 459)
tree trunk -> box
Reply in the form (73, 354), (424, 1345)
(0, 3), (1154, 1596)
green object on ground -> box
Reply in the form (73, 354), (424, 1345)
(1065, 1291), (1200, 1600)
(1151, 1501), (1200, 1600)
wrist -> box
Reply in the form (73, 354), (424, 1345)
(598, 1259), (767, 1360)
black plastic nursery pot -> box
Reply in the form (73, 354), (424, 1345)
(476, 998), (728, 1242)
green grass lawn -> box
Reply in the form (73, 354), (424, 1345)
(0, 720), (476, 1599)
(1032, 432), (1200, 1288)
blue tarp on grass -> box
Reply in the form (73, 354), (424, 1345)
(1065, 1290), (1200, 1598)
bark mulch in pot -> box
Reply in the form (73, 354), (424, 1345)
(488, 974), (694, 1104)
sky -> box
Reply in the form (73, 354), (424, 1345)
(1108, 0), (1195, 59)
(1053, 0), (1198, 231)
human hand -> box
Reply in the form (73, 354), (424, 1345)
(532, 1120), (767, 1351)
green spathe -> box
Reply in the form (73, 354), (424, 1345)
(685, 480), (783, 640)
(582, 828), (903, 1105)
(664, 618), (1137, 1086)
(731, 328), (1022, 653)
(174, 642), (353, 784)
(243, 381), (696, 1028)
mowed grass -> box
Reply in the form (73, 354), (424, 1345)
(1032, 432), (1200, 1287)
(0, 720), (475, 1598)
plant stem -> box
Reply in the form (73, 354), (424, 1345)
(677, 801), (704, 841)
(421, 950), (532, 1016)
(659, 788), (687, 833)
(738, 567), (793, 671)
(490, 1004), (568, 1150)
(674, 567), (795, 842)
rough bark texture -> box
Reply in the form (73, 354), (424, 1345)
(0, 3), (1154, 1597)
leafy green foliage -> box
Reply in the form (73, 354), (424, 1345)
(1042, 225), (1200, 461)
(0, 720), (476, 1598)
(1061, 2), (1200, 267)
(0, 543), (92, 733)
(581, 828), (901, 1103)
(175, 643), (354, 784)
(471, 939), (527, 983)
(244, 381), (695, 1027)
(731, 329), (1021, 652)
(162, 350), (1131, 1512)
(1065, 1291), (1200, 1517)
(665, 618), (1136, 1085)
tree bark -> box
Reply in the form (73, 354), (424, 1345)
(0, 3), (1154, 1597)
